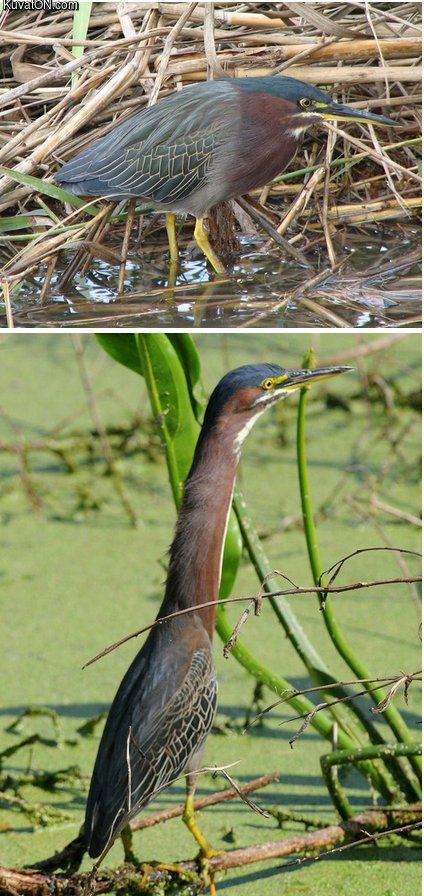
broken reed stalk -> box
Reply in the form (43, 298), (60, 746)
(296, 349), (422, 787)
(0, 807), (420, 896)
(1, 280), (14, 329)
(117, 200), (136, 294)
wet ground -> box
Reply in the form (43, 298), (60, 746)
(7, 224), (421, 329)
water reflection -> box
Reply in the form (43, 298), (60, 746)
(10, 226), (421, 329)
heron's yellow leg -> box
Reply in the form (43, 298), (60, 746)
(182, 792), (220, 858)
(167, 260), (178, 291)
(165, 213), (179, 265)
(182, 792), (218, 895)
(121, 824), (138, 865)
(194, 218), (226, 274)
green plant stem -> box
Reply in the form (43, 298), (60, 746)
(296, 353), (421, 789)
(273, 137), (421, 183)
(215, 605), (392, 800)
(233, 488), (393, 750)
(321, 742), (422, 819)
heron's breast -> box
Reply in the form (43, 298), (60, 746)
(222, 91), (300, 196)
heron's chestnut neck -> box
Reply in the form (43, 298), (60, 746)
(163, 402), (261, 638)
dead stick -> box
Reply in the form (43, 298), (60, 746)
(209, 811), (421, 871)
(234, 196), (311, 267)
(131, 772), (279, 831)
(117, 200), (136, 294)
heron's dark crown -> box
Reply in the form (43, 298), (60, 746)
(236, 76), (332, 106)
(202, 363), (285, 431)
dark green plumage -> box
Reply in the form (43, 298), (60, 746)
(54, 75), (396, 272)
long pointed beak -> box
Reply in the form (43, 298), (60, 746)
(320, 102), (397, 128)
(283, 366), (354, 390)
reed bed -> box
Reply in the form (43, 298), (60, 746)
(0, 1), (421, 326)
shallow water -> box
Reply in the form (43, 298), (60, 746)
(9, 225), (421, 329)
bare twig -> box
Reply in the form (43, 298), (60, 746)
(245, 672), (422, 731)
(83, 568), (421, 669)
(130, 772), (279, 831)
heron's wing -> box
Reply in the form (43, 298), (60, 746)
(55, 82), (237, 202)
(85, 629), (217, 858)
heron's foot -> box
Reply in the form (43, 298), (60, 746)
(194, 218), (227, 275)
(199, 857), (218, 896)
(153, 861), (190, 873)
(182, 795), (217, 859)
(182, 793), (221, 894)
(148, 861), (198, 891)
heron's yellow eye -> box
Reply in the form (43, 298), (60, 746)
(261, 378), (274, 391)
(300, 97), (315, 109)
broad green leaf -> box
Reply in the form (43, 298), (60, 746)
(96, 334), (143, 377)
(97, 333), (242, 594)
(98, 334), (200, 475)
(168, 335), (206, 421)
(135, 334), (199, 490)
(72, 3), (92, 88)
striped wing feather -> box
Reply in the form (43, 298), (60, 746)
(56, 83), (235, 202)
(85, 624), (217, 858)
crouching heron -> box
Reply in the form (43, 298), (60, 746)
(54, 76), (396, 274)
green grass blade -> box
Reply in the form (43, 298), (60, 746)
(297, 349), (422, 787)
(71, 3), (92, 88)
(0, 167), (100, 213)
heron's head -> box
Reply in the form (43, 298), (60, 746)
(200, 362), (352, 454)
(239, 76), (397, 136)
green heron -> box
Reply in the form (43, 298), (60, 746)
(73, 362), (351, 885)
(55, 76), (396, 273)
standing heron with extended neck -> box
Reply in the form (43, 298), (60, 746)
(57, 363), (350, 891)
(54, 75), (397, 275)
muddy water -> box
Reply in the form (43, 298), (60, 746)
(9, 225), (421, 329)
